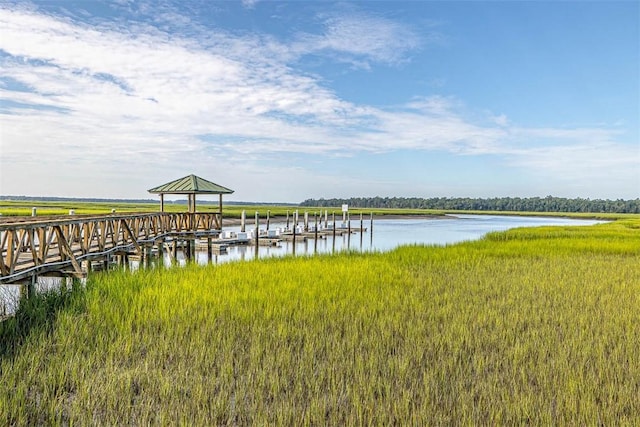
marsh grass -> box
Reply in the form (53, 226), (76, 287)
(0, 220), (638, 425)
(0, 200), (440, 218)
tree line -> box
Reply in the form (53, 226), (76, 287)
(300, 196), (640, 213)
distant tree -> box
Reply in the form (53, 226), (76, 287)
(299, 196), (640, 213)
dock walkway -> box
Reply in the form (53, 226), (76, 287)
(0, 212), (222, 284)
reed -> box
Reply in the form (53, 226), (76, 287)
(0, 200), (445, 218)
(0, 219), (638, 425)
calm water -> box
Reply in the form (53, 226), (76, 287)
(187, 214), (606, 264)
(0, 214), (606, 316)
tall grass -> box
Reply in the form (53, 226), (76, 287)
(0, 200), (446, 218)
(0, 220), (638, 424)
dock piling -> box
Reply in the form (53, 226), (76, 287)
(255, 212), (260, 258)
(314, 212), (318, 252)
(332, 212), (336, 252)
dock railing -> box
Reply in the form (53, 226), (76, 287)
(0, 212), (222, 284)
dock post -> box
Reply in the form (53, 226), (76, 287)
(82, 260), (92, 274)
(360, 212), (364, 248)
(172, 240), (178, 264)
(347, 212), (351, 247)
(314, 212), (318, 253)
(304, 211), (309, 232)
(140, 247), (145, 267)
(157, 240), (165, 266)
(207, 237), (212, 262)
(370, 212), (374, 246)
(292, 216), (297, 255)
(145, 245), (153, 268)
(286, 210), (290, 231)
(120, 254), (129, 269)
(255, 212), (259, 258)
(342, 210), (346, 228)
(32, 207), (37, 217)
(241, 210), (246, 233)
(294, 210), (299, 228)
(332, 212), (336, 252)
(266, 210), (270, 231)
(28, 275), (37, 298)
(324, 210), (328, 229)
(185, 240), (190, 262)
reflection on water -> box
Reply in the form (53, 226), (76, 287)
(1, 277), (87, 318)
(170, 214), (606, 265)
(1, 214), (606, 316)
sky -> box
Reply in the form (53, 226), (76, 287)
(0, 0), (638, 203)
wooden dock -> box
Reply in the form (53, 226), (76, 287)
(0, 212), (224, 284)
(1, 210), (373, 285)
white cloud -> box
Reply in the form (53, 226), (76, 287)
(241, 0), (260, 9)
(0, 5), (637, 200)
(289, 11), (422, 69)
(505, 142), (640, 198)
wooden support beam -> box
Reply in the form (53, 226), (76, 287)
(0, 230), (9, 275)
(120, 219), (142, 254)
(6, 230), (16, 274)
(218, 194), (223, 231)
(0, 212), (219, 283)
(54, 225), (83, 277)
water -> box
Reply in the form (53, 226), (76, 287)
(0, 214), (606, 316)
(184, 214), (606, 264)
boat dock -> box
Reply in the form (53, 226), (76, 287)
(0, 210), (371, 286)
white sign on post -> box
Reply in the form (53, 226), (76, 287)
(341, 204), (349, 213)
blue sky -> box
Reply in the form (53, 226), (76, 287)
(0, 0), (638, 202)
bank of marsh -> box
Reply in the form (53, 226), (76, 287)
(1, 219), (639, 424)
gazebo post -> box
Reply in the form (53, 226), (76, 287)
(160, 194), (164, 212)
(219, 194), (223, 231)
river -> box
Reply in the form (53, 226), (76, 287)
(0, 214), (606, 316)
(187, 214), (606, 264)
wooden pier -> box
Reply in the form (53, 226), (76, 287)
(1, 207), (373, 286)
(0, 212), (223, 284)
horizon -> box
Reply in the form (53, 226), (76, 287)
(1, 193), (638, 207)
(1, 1), (638, 202)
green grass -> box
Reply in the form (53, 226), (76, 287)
(0, 219), (639, 424)
(5, 198), (637, 220)
(0, 200), (446, 218)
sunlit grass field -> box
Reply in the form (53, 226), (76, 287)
(0, 199), (445, 218)
(0, 218), (639, 424)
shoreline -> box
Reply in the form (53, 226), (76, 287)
(221, 213), (449, 226)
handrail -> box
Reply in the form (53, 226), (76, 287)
(0, 212), (223, 283)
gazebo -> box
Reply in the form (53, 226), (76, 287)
(148, 174), (234, 214)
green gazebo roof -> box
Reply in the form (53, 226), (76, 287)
(148, 174), (234, 195)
